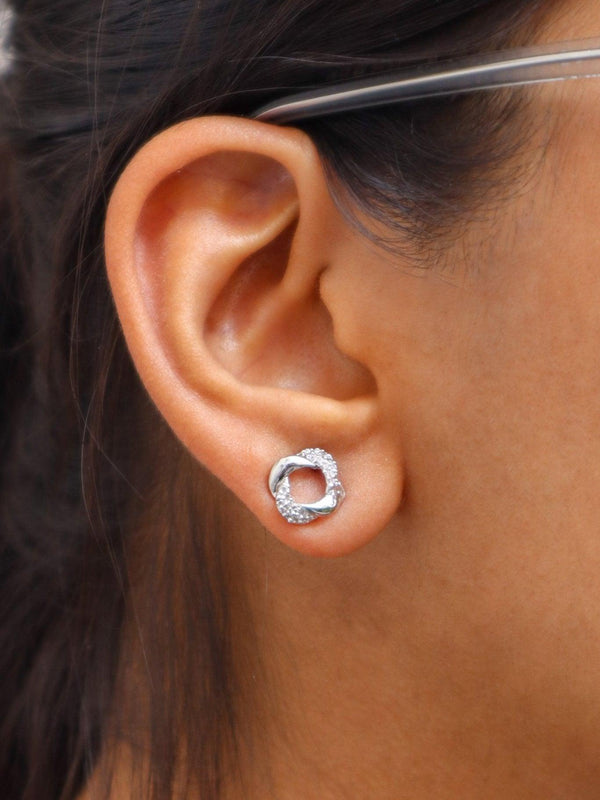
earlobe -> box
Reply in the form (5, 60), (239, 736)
(104, 116), (403, 556)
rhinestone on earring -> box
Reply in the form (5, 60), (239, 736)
(268, 447), (345, 525)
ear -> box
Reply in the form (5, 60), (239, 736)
(104, 116), (403, 557)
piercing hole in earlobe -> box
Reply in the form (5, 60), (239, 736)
(287, 467), (326, 504)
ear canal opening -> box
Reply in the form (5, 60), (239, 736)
(205, 225), (377, 401)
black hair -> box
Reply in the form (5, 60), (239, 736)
(0, 1), (544, 798)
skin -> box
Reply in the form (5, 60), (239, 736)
(85, 0), (600, 796)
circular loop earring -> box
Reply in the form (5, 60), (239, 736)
(268, 447), (345, 525)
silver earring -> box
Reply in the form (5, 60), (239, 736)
(268, 447), (345, 525)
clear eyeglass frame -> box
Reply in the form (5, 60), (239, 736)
(253, 37), (600, 124)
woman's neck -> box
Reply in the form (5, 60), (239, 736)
(84, 508), (600, 799)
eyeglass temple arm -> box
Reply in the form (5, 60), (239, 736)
(254, 37), (600, 124)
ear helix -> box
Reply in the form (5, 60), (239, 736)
(268, 448), (345, 524)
